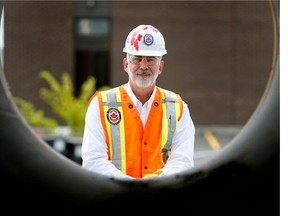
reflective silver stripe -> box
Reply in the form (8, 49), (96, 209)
(105, 89), (122, 170)
(162, 91), (178, 152)
(103, 101), (122, 107)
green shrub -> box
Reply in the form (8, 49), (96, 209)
(14, 70), (109, 137)
(14, 97), (58, 132)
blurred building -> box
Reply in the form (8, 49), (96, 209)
(3, 1), (274, 126)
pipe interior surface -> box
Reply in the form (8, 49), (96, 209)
(0, 1), (279, 214)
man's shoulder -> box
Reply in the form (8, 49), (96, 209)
(98, 86), (121, 94)
(157, 86), (182, 99)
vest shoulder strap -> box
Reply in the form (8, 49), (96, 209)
(102, 87), (122, 107)
(159, 88), (183, 153)
(99, 87), (123, 170)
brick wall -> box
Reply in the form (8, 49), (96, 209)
(4, 1), (274, 125)
(111, 1), (274, 125)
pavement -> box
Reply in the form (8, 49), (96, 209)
(194, 125), (243, 166)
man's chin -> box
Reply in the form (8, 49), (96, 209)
(136, 82), (152, 89)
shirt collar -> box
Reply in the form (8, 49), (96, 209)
(123, 83), (156, 108)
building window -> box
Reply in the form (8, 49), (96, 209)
(76, 18), (109, 37)
(74, 1), (111, 94)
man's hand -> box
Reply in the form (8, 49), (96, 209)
(142, 169), (163, 179)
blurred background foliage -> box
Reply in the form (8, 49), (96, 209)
(14, 70), (110, 137)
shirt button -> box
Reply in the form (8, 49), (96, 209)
(154, 102), (158, 107)
(144, 142), (147, 145)
(144, 166), (148, 169)
(128, 104), (133, 109)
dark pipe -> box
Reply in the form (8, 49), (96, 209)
(0, 1), (279, 214)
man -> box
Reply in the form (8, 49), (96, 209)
(81, 24), (195, 179)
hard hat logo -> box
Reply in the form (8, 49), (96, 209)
(123, 24), (167, 57)
(143, 34), (153, 46)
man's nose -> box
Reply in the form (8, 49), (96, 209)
(139, 58), (149, 68)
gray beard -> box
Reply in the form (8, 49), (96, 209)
(134, 73), (158, 88)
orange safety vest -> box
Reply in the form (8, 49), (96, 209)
(90, 85), (183, 178)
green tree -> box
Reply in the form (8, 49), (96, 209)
(14, 97), (58, 132)
(15, 70), (109, 137)
(39, 70), (97, 136)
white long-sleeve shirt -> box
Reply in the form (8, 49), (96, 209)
(81, 83), (195, 179)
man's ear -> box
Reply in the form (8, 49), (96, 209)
(123, 58), (128, 72)
(158, 60), (164, 74)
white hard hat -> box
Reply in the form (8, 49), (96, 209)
(123, 25), (167, 57)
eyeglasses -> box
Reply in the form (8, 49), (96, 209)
(128, 56), (160, 66)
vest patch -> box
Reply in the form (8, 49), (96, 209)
(107, 108), (121, 125)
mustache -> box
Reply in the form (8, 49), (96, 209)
(135, 70), (152, 76)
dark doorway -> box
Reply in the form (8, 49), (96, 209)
(75, 50), (110, 94)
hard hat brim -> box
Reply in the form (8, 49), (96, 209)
(123, 49), (167, 57)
